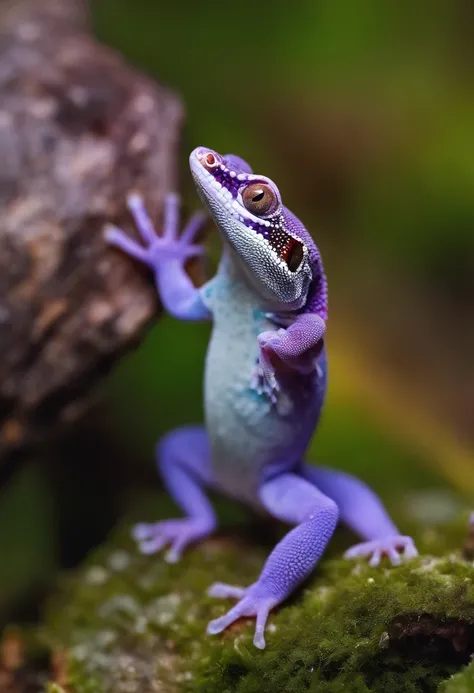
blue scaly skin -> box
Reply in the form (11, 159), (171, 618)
(105, 147), (418, 649)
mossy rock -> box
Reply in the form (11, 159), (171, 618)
(32, 494), (474, 693)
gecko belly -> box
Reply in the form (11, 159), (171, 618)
(203, 318), (326, 507)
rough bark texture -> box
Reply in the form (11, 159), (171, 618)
(0, 0), (184, 460)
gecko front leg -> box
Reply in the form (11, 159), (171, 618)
(252, 313), (325, 402)
(105, 192), (212, 321)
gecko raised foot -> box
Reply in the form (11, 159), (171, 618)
(344, 535), (418, 567)
(249, 329), (286, 403)
(207, 581), (277, 650)
(250, 362), (280, 403)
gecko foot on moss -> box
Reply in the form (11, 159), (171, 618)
(344, 535), (418, 567)
(132, 518), (214, 563)
(207, 581), (277, 649)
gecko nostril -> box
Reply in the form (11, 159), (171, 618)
(197, 148), (220, 170)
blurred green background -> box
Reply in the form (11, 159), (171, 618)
(0, 0), (473, 624)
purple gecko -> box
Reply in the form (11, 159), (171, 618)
(105, 146), (418, 649)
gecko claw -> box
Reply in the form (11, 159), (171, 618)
(104, 223), (148, 262)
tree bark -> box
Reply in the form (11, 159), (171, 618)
(0, 0), (184, 460)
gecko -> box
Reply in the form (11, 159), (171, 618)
(105, 146), (418, 649)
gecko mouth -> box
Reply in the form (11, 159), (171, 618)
(242, 216), (305, 273)
(190, 148), (307, 274)
(281, 237), (304, 272)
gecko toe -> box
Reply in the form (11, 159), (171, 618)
(387, 547), (402, 566)
(126, 191), (145, 210)
(206, 617), (228, 635)
(164, 547), (182, 564)
(104, 223), (125, 244)
(139, 535), (168, 555)
(131, 523), (154, 541)
(369, 549), (382, 568)
(206, 585), (276, 649)
(403, 542), (419, 560)
(133, 518), (214, 559)
(345, 535), (419, 567)
(208, 582), (246, 599)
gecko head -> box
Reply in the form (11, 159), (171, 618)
(189, 146), (313, 310)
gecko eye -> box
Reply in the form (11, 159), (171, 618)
(242, 183), (278, 216)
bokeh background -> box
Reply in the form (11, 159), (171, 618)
(1, 0), (473, 626)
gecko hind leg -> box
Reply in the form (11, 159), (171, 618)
(133, 425), (216, 564)
(301, 464), (418, 567)
(207, 473), (338, 649)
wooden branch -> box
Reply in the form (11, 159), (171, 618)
(0, 0), (184, 460)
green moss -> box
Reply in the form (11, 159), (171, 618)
(203, 551), (474, 693)
(441, 660), (474, 693)
(39, 492), (265, 692)
(33, 501), (474, 693)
